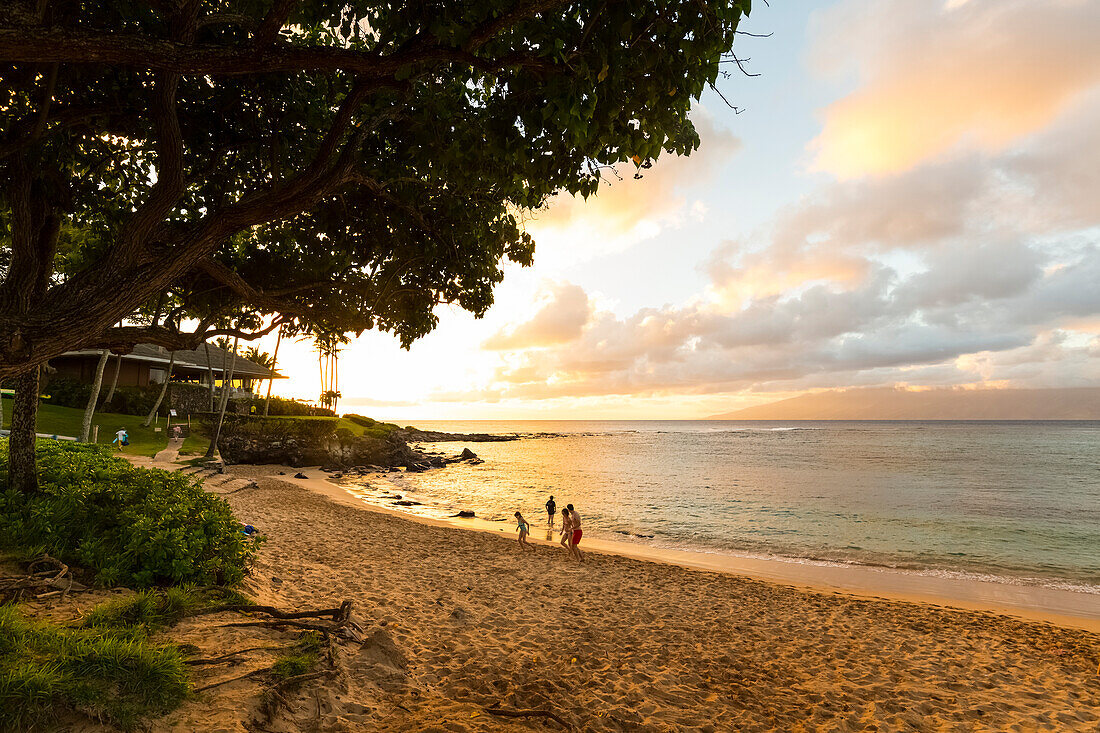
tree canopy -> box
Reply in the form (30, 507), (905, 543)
(0, 0), (750, 379)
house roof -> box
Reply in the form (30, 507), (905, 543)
(61, 343), (284, 379)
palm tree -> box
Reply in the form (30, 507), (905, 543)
(320, 389), (341, 412)
(243, 346), (274, 369)
(316, 338), (342, 415)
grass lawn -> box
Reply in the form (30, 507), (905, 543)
(1, 400), (197, 458)
(0, 400), (399, 458)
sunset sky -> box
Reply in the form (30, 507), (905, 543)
(264, 0), (1100, 420)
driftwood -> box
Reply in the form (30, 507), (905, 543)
(483, 703), (574, 731)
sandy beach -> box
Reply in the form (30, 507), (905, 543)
(137, 463), (1100, 732)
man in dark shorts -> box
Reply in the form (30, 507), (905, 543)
(546, 495), (557, 528)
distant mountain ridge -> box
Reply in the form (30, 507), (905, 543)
(707, 387), (1100, 420)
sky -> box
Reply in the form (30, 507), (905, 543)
(262, 0), (1100, 421)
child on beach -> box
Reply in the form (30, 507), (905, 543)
(514, 511), (533, 550)
(546, 495), (557, 528)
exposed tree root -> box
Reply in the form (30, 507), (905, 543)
(194, 667), (272, 693)
(188, 601), (350, 621)
(217, 619), (336, 634)
(192, 599), (356, 728)
(483, 703), (575, 731)
(0, 553), (83, 603)
(184, 645), (281, 666)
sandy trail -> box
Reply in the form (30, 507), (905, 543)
(147, 467), (1100, 732)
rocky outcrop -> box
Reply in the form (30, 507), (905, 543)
(213, 416), (486, 470)
(214, 417), (421, 468)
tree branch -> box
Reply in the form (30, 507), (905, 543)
(253, 0), (298, 47)
(91, 319), (286, 353)
(0, 26), (554, 77)
(466, 0), (569, 50)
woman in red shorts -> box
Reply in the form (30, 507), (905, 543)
(566, 504), (585, 563)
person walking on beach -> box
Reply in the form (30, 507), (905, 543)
(559, 507), (573, 551)
(514, 511), (533, 551)
(546, 495), (557, 528)
(566, 504), (585, 563)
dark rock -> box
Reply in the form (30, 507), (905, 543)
(395, 428), (527, 443)
(459, 447), (477, 460)
(455, 510), (476, 518)
(294, 472), (308, 479)
(392, 500), (421, 506)
(405, 463), (427, 473)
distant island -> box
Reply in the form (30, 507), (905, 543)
(707, 387), (1100, 420)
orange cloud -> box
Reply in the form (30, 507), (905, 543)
(705, 241), (872, 307)
(525, 111), (741, 263)
(810, 0), (1100, 178)
(482, 281), (592, 350)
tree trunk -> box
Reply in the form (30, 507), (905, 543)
(204, 342), (216, 411)
(80, 350), (110, 441)
(9, 367), (40, 493)
(263, 329), (282, 417)
(102, 352), (122, 406)
(142, 351), (175, 427)
(205, 337), (237, 459)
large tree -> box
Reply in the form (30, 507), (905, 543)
(1, 0), (749, 366)
(0, 0), (749, 485)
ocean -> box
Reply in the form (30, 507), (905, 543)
(342, 420), (1100, 593)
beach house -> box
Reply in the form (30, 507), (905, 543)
(52, 343), (282, 396)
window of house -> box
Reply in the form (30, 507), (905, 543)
(149, 368), (167, 384)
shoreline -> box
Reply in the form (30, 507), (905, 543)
(165, 460), (1100, 730)
(273, 465), (1100, 633)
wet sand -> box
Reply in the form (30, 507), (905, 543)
(322, 468), (1100, 633)
(156, 465), (1100, 732)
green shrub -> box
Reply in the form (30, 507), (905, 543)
(41, 377), (93, 410)
(206, 415), (341, 443)
(271, 631), (322, 680)
(44, 377), (161, 417)
(343, 414), (401, 439)
(82, 588), (197, 631)
(0, 604), (189, 731)
(0, 440), (257, 587)
(256, 397), (335, 416)
(342, 414), (399, 431)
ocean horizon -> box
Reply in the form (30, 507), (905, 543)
(343, 419), (1100, 594)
